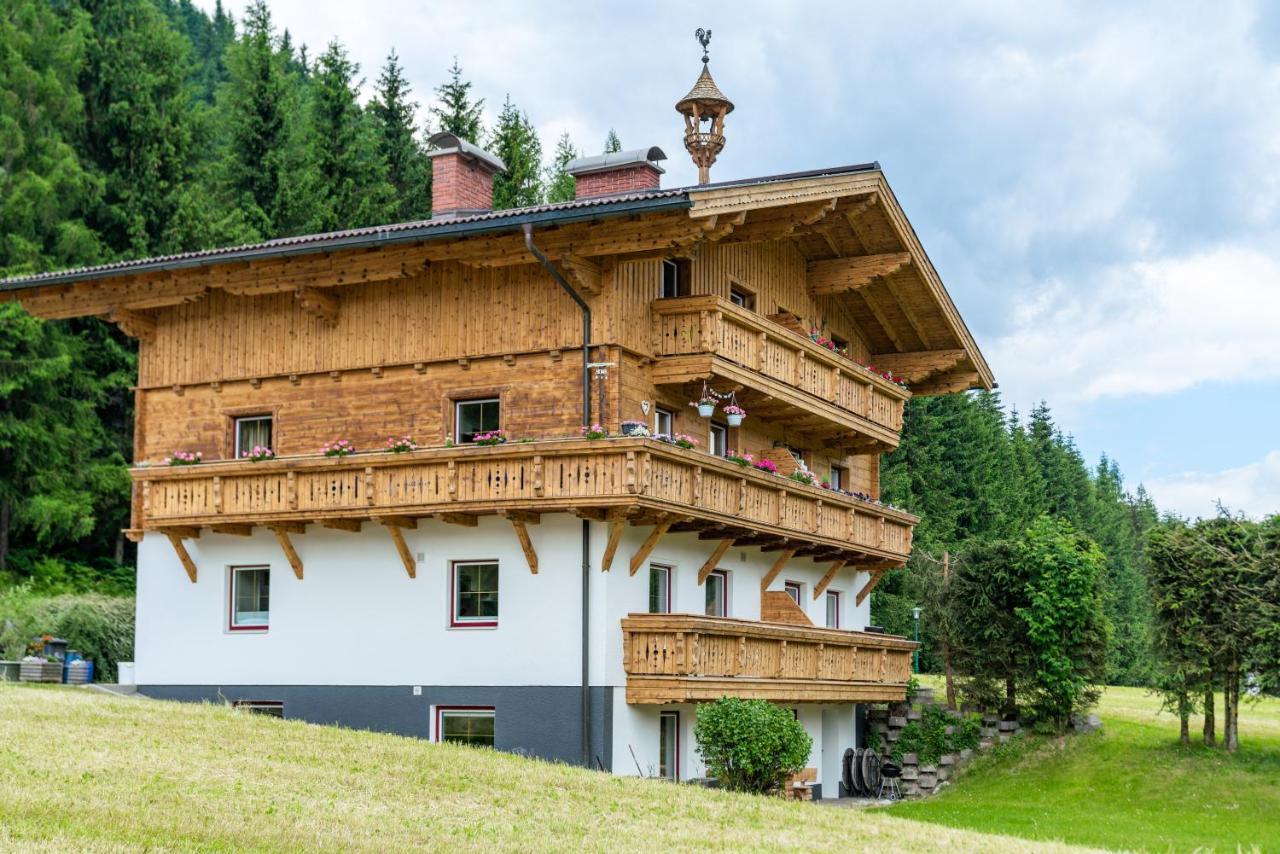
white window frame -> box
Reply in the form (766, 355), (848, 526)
(436, 706), (496, 747)
(654, 407), (674, 437)
(454, 398), (501, 444)
(825, 590), (842, 629)
(705, 569), (730, 618)
(450, 560), (499, 628)
(709, 422), (728, 457)
(228, 565), (270, 632)
(648, 564), (673, 614)
(234, 415), (273, 458)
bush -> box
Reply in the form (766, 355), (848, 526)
(0, 587), (134, 681)
(891, 705), (983, 764)
(694, 698), (812, 794)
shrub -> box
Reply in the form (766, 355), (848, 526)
(694, 697), (812, 795)
(891, 705), (984, 764)
(0, 587), (134, 681)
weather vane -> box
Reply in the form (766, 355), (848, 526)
(696, 28), (711, 64)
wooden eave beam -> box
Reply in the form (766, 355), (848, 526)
(319, 518), (362, 532)
(881, 276), (937, 350)
(165, 531), (198, 583)
(630, 517), (674, 576)
(759, 548), (798, 592)
(813, 559), (848, 600)
(698, 538), (736, 584)
(105, 306), (157, 343)
(436, 512), (479, 527)
(868, 349), (966, 383)
(210, 523), (253, 536)
(912, 368), (983, 396)
(857, 288), (908, 352)
(807, 253), (911, 296)
(269, 525), (304, 580)
(373, 515), (418, 529)
(557, 255), (602, 296)
(294, 286), (339, 324)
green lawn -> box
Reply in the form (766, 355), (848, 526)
(890, 682), (1280, 852)
(0, 684), (1089, 853)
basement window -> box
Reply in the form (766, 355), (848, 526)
(451, 561), (499, 627)
(705, 569), (729, 618)
(660, 258), (691, 298)
(229, 566), (269, 631)
(436, 707), (495, 747)
(648, 564), (672, 614)
(234, 415), (273, 458)
(826, 591), (842, 629)
(232, 700), (284, 718)
(455, 398), (500, 444)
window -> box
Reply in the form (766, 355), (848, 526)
(436, 707), (495, 747)
(654, 407), (674, 437)
(785, 445), (806, 465)
(660, 259), (691, 298)
(659, 711), (680, 780)
(229, 566), (269, 631)
(648, 564), (672, 614)
(455, 398), (500, 444)
(830, 465), (847, 492)
(234, 415), (273, 458)
(451, 561), (499, 627)
(709, 422), (727, 457)
(232, 700), (283, 717)
(784, 580), (803, 606)
(826, 591), (842, 629)
(728, 285), (755, 310)
(705, 569), (729, 617)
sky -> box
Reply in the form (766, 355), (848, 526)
(194, 0), (1280, 519)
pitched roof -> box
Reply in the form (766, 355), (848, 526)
(676, 65), (734, 114)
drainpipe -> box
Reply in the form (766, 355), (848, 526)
(524, 224), (594, 767)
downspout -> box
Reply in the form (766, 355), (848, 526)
(524, 224), (594, 767)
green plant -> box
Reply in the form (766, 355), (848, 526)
(865, 722), (882, 752)
(694, 697), (812, 795)
(892, 706), (971, 765)
(906, 676), (920, 702)
(0, 587), (134, 681)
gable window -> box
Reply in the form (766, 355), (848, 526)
(709, 422), (728, 457)
(455, 398), (500, 444)
(784, 580), (803, 606)
(436, 707), (495, 747)
(826, 590), (842, 629)
(234, 415), (273, 459)
(232, 700), (284, 718)
(705, 569), (729, 617)
(661, 258), (691, 298)
(728, 285), (755, 311)
(654, 407), (674, 437)
(451, 561), (499, 627)
(659, 711), (680, 780)
(648, 564), (672, 614)
(830, 465), (847, 492)
(229, 566), (269, 631)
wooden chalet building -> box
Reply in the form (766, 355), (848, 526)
(0, 54), (991, 796)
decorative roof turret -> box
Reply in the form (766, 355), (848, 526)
(675, 28), (734, 184)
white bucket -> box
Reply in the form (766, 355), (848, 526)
(116, 661), (136, 685)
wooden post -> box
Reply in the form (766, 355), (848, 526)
(629, 517), (672, 575)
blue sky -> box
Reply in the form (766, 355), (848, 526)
(196, 0), (1280, 518)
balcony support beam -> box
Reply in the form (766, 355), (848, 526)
(436, 512), (478, 527)
(698, 538), (736, 584)
(165, 531), (198, 583)
(210, 523), (252, 536)
(760, 548), (798, 592)
(503, 514), (539, 574)
(319, 518), (362, 532)
(813, 559), (848, 600)
(380, 522), (416, 579)
(856, 562), (902, 605)
(630, 517), (674, 576)
(269, 525), (304, 580)
(601, 509), (627, 572)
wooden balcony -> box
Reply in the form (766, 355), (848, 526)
(622, 613), (916, 704)
(131, 438), (916, 565)
(650, 295), (909, 450)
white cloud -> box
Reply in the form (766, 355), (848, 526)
(1146, 450), (1280, 519)
(989, 244), (1280, 410)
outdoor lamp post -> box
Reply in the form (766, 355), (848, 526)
(911, 606), (922, 673)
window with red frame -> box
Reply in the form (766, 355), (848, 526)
(825, 590), (841, 629)
(451, 561), (499, 627)
(229, 566), (269, 631)
(784, 580), (803, 606)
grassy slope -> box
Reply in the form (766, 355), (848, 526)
(0, 685), (1092, 853)
(890, 684), (1280, 852)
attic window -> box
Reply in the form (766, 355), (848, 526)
(661, 258), (691, 298)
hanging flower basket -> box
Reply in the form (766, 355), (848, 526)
(723, 404), (746, 427)
(693, 398), (716, 418)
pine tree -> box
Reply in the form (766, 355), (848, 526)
(431, 57), (483, 143)
(488, 96), (542, 210)
(603, 128), (622, 153)
(370, 50), (432, 221)
(544, 132), (578, 203)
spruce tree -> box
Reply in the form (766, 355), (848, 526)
(488, 96), (542, 210)
(603, 128), (622, 153)
(431, 57), (483, 143)
(545, 132), (579, 203)
(370, 50), (432, 221)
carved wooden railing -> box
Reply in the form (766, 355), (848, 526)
(651, 295), (908, 435)
(621, 612), (916, 704)
(131, 438), (915, 560)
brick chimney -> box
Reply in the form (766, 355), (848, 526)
(427, 132), (507, 219)
(566, 146), (667, 199)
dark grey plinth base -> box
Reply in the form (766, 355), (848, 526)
(140, 684), (613, 770)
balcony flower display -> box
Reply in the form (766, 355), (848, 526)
(862, 363), (910, 389)
(673, 433), (699, 450)
(620, 420), (650, 437)
(385, 436), (417, 454)
(722, 404), (746, 427)
(580, 424), (608, 440)
(163, 451), (202, 466)
(809, 329), (848, 357)
(789, 469), (816, 486)
(726, 451), (754, 468)
(474, 430), (508, 446)
(691, 395), (717, 417)
(242, 446), (274, 463)
(321, 439), (356, 458)
(752, 458), (778, 474)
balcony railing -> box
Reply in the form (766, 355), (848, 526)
(622, 613), (916, 704)
(132, 438), (915, 561)
(651, 295), (908, 445)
